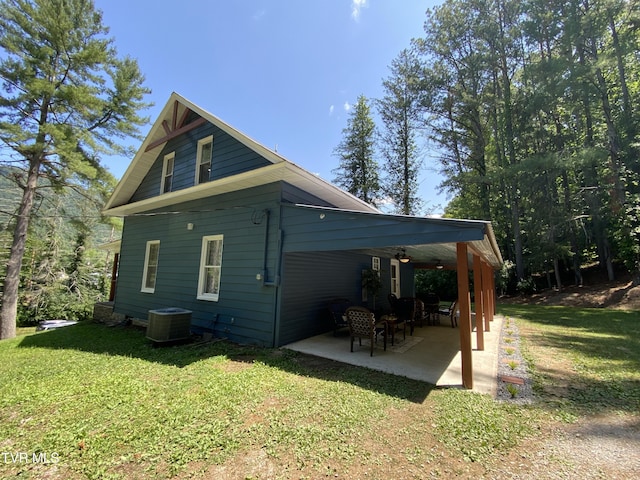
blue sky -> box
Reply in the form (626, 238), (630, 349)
(96, 0), (446, 213)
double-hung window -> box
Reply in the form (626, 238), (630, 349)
(390, 258), (401, 297)
(196, 135), (213, 185)
(161, 152), (175, 194)
(197, 235), (223, 301)
(141, 240), (160, 293)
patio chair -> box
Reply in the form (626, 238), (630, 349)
(422, 292), (440, 325)
(388, 293), (399, 313)
(438, 299), (459, 328)
(328, 298), (351, 336)
(414, 298), (426, 329)
(394, 297), (415, 337)
(345, 306), (386, 356)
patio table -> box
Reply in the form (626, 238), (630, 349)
(380, 314), (400, 346)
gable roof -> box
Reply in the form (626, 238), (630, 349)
(103, 92), (379, 216)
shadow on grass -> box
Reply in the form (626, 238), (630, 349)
(499, 305), (640, 414)
(18, 322), (434, 403)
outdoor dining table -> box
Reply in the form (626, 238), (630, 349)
(379, 314), (400, 346)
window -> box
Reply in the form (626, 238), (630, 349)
(161, 152), (175, 194)
(372, 256), (380, 272)
(197, 235), (223, 301)
(141, 240), (160, 293)
(195, 135), (213, 185)
(390, 258), (400, 297)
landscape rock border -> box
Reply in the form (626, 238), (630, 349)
(495, 316), (534, 404)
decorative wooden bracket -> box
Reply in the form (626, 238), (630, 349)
(145, 100), (207, 152)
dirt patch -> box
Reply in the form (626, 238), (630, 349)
(501, 279), (640, 310)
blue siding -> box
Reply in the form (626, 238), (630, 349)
(114, 184), (282, 346)
(277, 252), (411, 346)
(130, 120), (272, 203)
(280, 204), (485, 252)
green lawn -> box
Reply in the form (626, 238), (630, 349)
(499, 304), (640, 416)
(1, 305), (638, 479)
(1, 322), (536, 479)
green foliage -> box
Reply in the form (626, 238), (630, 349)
(377, 48), (424, 215)
(0, 0), (149, 336)
(413, 0), (640, 283)
(361, 267), (382, 299)
(516, 277), (537, 295)
(332, 95), (381, 206)
(415, 269), (457, 301)
(0, 174), (117, 326)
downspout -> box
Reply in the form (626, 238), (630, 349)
(260, 208), (271, 285)
(271, 204), (284, 347)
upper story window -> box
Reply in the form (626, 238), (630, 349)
(196, 135), (213, 185)
(161, 152), (175, 194)
(141, 240), (160, 293)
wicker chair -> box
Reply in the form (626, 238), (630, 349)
(346, 306), (386, 356)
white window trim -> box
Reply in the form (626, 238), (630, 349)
(372, 256), (380, 271)
(195, 135), (213, 185)
(141, 240), (160, 293)
(390, 258), (401, 297)
(197, 234), (223, 301)
(160, 152), (175, 194)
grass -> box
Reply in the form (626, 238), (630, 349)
(0, 322), (539, 479)
(499, 304), (640, 416)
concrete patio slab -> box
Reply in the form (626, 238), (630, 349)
(284, 315), (503, 396)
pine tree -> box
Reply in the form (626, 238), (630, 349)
(332, 95), (381, 206)
(377, 48), (424, 215)
(0, 0), (151, 339)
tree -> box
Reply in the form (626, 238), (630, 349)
(332, 95), (381, 206)
(0, 0), (151, 339)
(377, 48), (424, 215)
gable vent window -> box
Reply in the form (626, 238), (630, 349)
(196, 135), (213, 185)
(161, 152), (174, 194)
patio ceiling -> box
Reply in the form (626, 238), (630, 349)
(353, 242), (486, 270)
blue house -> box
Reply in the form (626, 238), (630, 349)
(103, 93), (502, 366)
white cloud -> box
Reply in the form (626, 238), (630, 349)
(329, 105), (335, 115)
(252, 9), (266, 21)
(343, 101), (351, 112)
(351, 0), (368, 21)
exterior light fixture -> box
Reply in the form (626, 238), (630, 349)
(395, 249), (411, 264)
(436, 261), (444, 269)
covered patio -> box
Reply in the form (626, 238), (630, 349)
(284, 316), (503, 395)
(280, 204), (504, 390)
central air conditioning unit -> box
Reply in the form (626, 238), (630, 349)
(146, 307), (192, 343)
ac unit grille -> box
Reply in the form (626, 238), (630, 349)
(146, 308), (192, 343)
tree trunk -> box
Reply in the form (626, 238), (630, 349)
(0, 159), (40, 339)
(553, 257), (563, 292)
